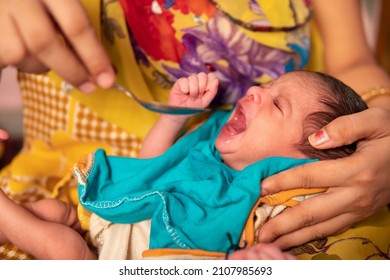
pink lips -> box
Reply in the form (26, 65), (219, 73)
(222, 103), (247, 135)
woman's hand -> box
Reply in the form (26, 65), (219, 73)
(0, 0), (115, 93)
(257, 108), (390, 249)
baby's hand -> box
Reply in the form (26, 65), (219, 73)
(169, 72), (219, 109)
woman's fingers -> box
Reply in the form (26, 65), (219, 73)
(261, 108), (390, 196)
(308, 108), (390, 148)
(266, 212), (359, 250)
(261, 137), (390, 205)
(0, 6), (48, 73)
(257, 187), (367, 247)
(43, 0), (115, 88)
(261, 157), (352, 196)
(9, 0), (92, 88)
(0, 0), (115, 92)
(14, 56), (50, 74)
(259, 136), (390, 247)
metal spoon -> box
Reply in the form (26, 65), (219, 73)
(113, 84), (212, 115)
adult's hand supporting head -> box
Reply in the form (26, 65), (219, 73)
(258, 108), (390, 249)
(0, 0), (115, 93)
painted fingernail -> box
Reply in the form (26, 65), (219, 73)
(309, 129), (329, 146)
(97, 72), (115, 88)
(79, 82), (96, 94)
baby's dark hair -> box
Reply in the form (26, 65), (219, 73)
(294, 71), (368, 160)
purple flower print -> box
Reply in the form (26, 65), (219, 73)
(163, 11), (291, 105)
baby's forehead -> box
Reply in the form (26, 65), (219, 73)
(281, 73), (327, 113)
(276, 72), (321, 97)
(279, 71), (314, 84)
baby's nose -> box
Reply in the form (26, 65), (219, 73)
(247, 90), (262, 104)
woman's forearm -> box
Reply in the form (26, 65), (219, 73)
(312, 0), (390, 110)
(329, 62), (390, 110)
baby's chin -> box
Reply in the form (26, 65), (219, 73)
(214, 140), (247, 171)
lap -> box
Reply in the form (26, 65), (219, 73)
(292, 206), (390, 260)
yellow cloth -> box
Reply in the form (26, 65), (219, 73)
(293, 206), (390, 260)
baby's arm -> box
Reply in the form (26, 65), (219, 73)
(139, 72), (218, 158)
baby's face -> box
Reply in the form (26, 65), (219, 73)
(215, 72), (322, 170)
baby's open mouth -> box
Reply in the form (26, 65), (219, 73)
(222, 103), (247, 135)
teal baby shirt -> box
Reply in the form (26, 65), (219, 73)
(77, 110), (314, 252)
